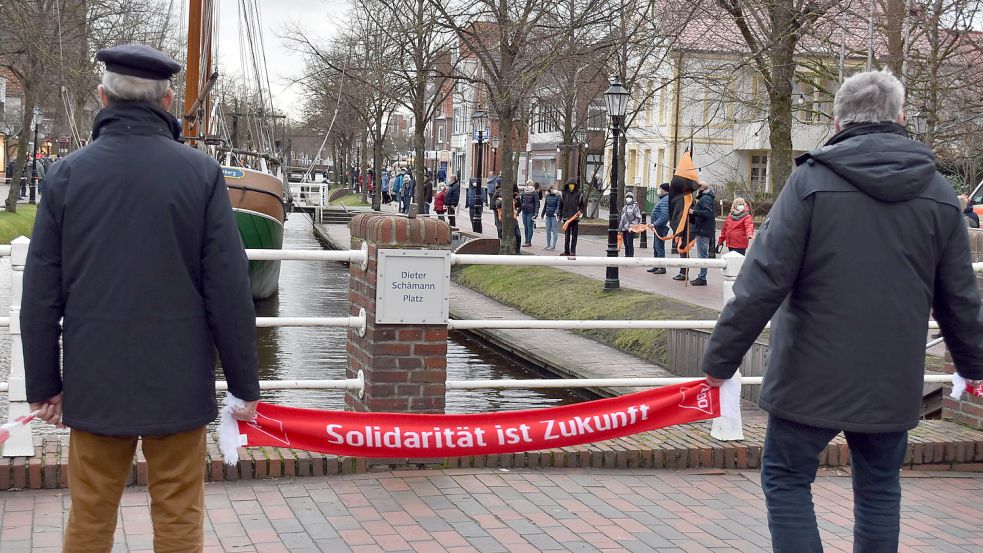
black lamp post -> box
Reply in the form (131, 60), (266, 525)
(29, 107), (43, 205)
(471, 109), (487, 232)
(603, 79), (630, 291)
(491, 136), (500, 174)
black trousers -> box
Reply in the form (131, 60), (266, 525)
(447, 206), (456, 227)
(563, 220), (579, 255)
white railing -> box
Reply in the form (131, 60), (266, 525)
(2, 242), (979, 457)
(292, 183), (327, 207)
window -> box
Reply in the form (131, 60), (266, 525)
(656, 149), (665, 184)
(643, 148), (652, 186)
(658, 79), (669, 125)
(644, 81), (654, 126)
(750, 153), (768, 193)
(437, 126), (445, 145)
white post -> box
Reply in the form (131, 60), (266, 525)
(721, 251), (745, 305)
(4, 237), (34, 457)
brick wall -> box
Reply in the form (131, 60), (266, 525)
(346, 213), (451, 414)
(942, 229), (983, 429)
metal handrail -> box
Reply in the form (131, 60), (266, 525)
(451, 253), (728, 268)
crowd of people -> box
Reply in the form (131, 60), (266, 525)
(4, 153), (55, 198)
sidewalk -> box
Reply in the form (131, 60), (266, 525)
(2, 468), (980, 552)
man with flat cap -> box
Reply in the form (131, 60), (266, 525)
(21, 43), (260, 552)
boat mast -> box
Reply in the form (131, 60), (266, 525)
(183, 0), (213, 146)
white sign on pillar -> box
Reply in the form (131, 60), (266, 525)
(375, 249), (451, 324)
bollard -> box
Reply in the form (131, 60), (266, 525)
(720, 251), (745, 305)
(639, 213), (648, 249)
(3, 237), (34, 457)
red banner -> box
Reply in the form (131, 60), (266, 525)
(234, 380), (719, 457)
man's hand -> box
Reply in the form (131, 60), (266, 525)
(231, 400), (259, 422)
(29, 393), (64, 426)
(705, 375), (727, 388)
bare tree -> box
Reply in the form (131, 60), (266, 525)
(716, 0), (835, 194)
(433, 0), (609, 254)
(367, 0), (459, 214)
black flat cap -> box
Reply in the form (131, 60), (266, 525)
(95, 44), (181, 80)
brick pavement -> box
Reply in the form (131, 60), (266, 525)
(1, 468), (980, 552)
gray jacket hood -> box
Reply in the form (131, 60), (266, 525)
(804, 123), (937, 203)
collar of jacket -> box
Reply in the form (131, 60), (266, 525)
(92, 101), (182, 141)
(824, 121), (908, 147)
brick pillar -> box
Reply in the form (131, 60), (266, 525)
(347, 213), (451, 413)
(942, 229), (983, 429)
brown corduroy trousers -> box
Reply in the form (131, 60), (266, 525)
(62, 426), (207, 553)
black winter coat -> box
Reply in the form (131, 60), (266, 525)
(701, 123), (983, 433)
(691, 189), (716, 238)
(560, 184), (585, 219)
(21, 102), (260, 436)
(445, 180), (461, 207)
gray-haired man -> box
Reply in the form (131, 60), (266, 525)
(701, 70), (983, 551)
(22, 44), (260, 552)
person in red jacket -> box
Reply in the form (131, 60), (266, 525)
(433, 184), (447, 221)
(717, 197), (754, 254)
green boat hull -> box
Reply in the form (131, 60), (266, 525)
(234, 209), (284, 300)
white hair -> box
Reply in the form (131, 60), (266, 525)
(833, 70), (905, 125)
(101, 71), (170, 104)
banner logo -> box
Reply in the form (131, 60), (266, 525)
(678, 383), (714, 416)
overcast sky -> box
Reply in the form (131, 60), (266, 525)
(214, 0), (349, 120)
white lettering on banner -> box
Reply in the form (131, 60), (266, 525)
(321, 403), (654, 449)
(542, 404), (650, 440)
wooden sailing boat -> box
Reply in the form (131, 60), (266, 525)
(183, 0), (287, 300)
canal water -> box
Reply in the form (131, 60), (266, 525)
(0, 215), (583, 435)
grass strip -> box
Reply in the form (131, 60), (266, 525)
(0, 204), (37, 244)
(453, 264), (719, 367)
(332, 193), (370, 207)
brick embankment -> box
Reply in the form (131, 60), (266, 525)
(2, 418), (982, 490)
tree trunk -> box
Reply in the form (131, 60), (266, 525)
(7, 85), (37, 213)
(372, 117), (384, 211)
(413, 103), (427, 216)
(499, 113), (518, 255)
(360, 133), (369, 203)
(767, 31), (796, 195)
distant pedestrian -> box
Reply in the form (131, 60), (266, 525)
(701, 70), (983, 553)
(559, 179), (585, 256)
(434, 184), (447, 221)
(540, 184), (561, 250)
(400, 172), (415, 214)
(423, 174), (434, 215)
(688, 182), (715, 286)
(960, 195), (979, 228)
(381, 170), (391, 204)
(519, 182), (540, 247)
(717, 197), (754, 254)
(647, 183), (670, 274)
(445, 174), (461, 227)
(466, 177), (483, 233)
(23, 43), (259, 553)
(619, 191), (642, 257)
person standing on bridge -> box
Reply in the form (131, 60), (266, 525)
(701, 70), (983, 553)
(445, 174), (461, 227)
(21, 44), (261, 553)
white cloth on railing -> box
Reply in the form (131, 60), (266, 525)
(710, 371), (744, 441)
(219, 393), (247, 466)
(948, 372), (981, 400)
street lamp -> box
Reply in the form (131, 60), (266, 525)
(603, 78), (630, 291)
(470, 109), (487, 233)
(574, 128), (587, 185)
(29, 107), (43, 205)
(491, 136), (500, 174)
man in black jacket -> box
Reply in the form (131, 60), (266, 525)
(701, 70), (983, 552)
(689, 182), (715, 286)
(22, 44), (260, 553)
